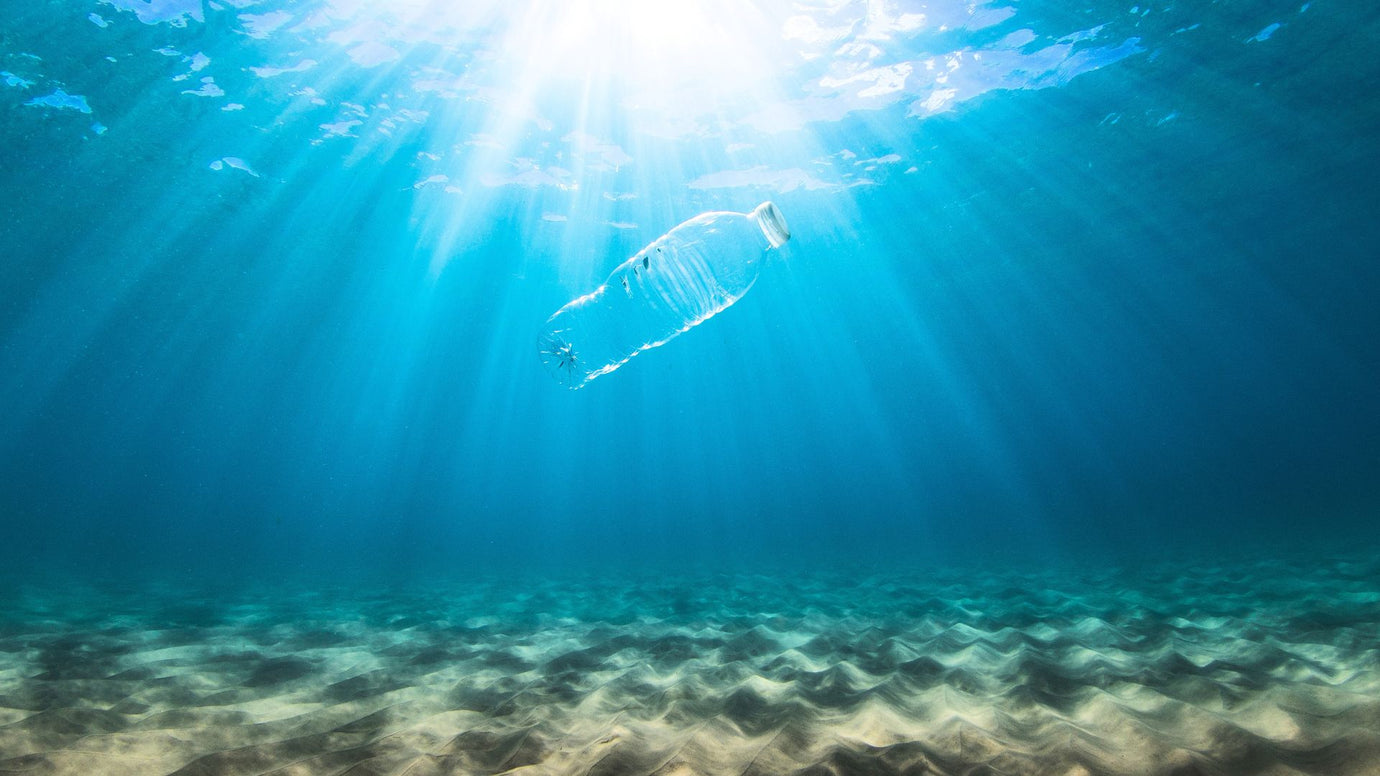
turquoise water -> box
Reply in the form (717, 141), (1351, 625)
(2, 0), (1374, 579)
(2, 1), (1379, 772)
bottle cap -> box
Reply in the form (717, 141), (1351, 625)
(752, 202), (791, 248)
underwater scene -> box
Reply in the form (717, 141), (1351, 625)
(2, 0), (1379, 774)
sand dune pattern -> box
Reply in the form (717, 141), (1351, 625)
(2, 556), (1380, 775)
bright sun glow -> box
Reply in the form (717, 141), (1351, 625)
(515, 0), (786, 86)
(408, 0), (794, 136)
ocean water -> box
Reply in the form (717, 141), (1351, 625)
(2, 0), (1379, 773)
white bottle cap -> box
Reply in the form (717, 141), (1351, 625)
(752, 201), (791, 248)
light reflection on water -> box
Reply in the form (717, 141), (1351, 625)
(15, 0), (1142, 201)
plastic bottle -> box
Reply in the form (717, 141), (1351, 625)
(538, 201), (791, 389)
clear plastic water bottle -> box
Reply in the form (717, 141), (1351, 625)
(538, 201), (791, 389)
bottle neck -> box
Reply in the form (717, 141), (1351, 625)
(751, 202), (791, 248)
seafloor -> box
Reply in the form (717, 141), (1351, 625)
(2, 554), (1379, 776)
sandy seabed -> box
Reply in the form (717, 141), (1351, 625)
(2, 555), (1379, 776)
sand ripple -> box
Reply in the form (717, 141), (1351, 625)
(2, 555), (1379, 775)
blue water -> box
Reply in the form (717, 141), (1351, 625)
(1, 0), (1377, 585)
(3, 5), (1380, 773)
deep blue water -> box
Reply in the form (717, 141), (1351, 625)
(2, 0), (1378, 585)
